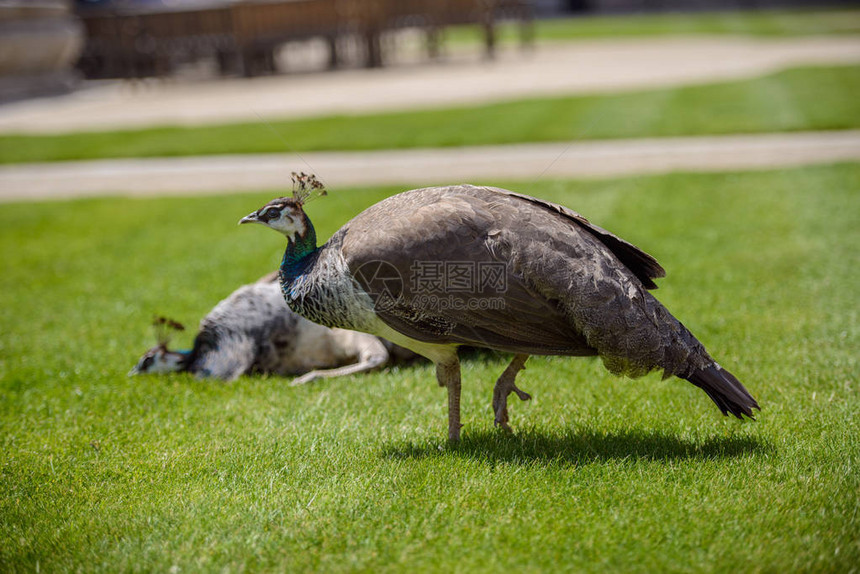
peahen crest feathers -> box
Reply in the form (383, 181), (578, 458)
(291, 171), (327, 206)
(152, 316), (185, 347)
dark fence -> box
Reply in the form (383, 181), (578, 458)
(76, 0), (534, 79)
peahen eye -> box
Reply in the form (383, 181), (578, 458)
(263, 208), (280, 220)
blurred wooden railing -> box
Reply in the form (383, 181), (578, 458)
(76, 0), (533, 79)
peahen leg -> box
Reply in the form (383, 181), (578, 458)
(436, 358), (463, 442)
(289, 353), (386, 386)
(492, 354), (531, 432)
(290, 338), (389, 386)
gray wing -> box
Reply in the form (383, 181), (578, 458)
(487, 186), (666, 289)
(338, 185), (630, 354)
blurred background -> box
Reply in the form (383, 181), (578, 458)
(2, 0), (857, 91)
(4, 0), (537, 99)
(0, 0), (857, 195)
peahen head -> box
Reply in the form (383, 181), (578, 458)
(129, 345), (190, 376)
(239, 196), (310, 242)
(239, 172), (326, 244)
(128, 317), (190, 376)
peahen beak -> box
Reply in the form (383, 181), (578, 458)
(239, 211), (260, 225)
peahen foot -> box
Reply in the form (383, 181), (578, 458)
(492, 354), (531, 432)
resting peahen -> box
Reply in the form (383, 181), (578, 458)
(130, 272), (416, 383)
(240, 174), (759, 441)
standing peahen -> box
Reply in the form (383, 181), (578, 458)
(240, 173), (759, 441)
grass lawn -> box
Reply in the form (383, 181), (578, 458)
(1, 163), (858, 572)
(1, 65), (858, 164)
(447, 7), (860, 45)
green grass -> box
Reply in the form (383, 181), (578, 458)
(1, 164), (858, 572)
(449, 7), (860, 44)
(445, 7), (860, 44)
(1, 65), (858, 164)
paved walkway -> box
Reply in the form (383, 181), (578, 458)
(1, 36), (859, 134)
(2, 131), (858, 202)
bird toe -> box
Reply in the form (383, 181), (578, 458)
(513, 387), (532, 402)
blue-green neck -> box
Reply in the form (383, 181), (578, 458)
(280, 218), (318, 280)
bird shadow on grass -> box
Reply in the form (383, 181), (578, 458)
(381, 427), (771, 467)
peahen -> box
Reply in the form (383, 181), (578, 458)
(130, 272), (416, 383)
(240, 174), (759, 441)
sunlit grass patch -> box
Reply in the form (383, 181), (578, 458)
(1, 164), (858, 572)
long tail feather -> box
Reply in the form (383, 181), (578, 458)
(686, 364), (760, 419)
